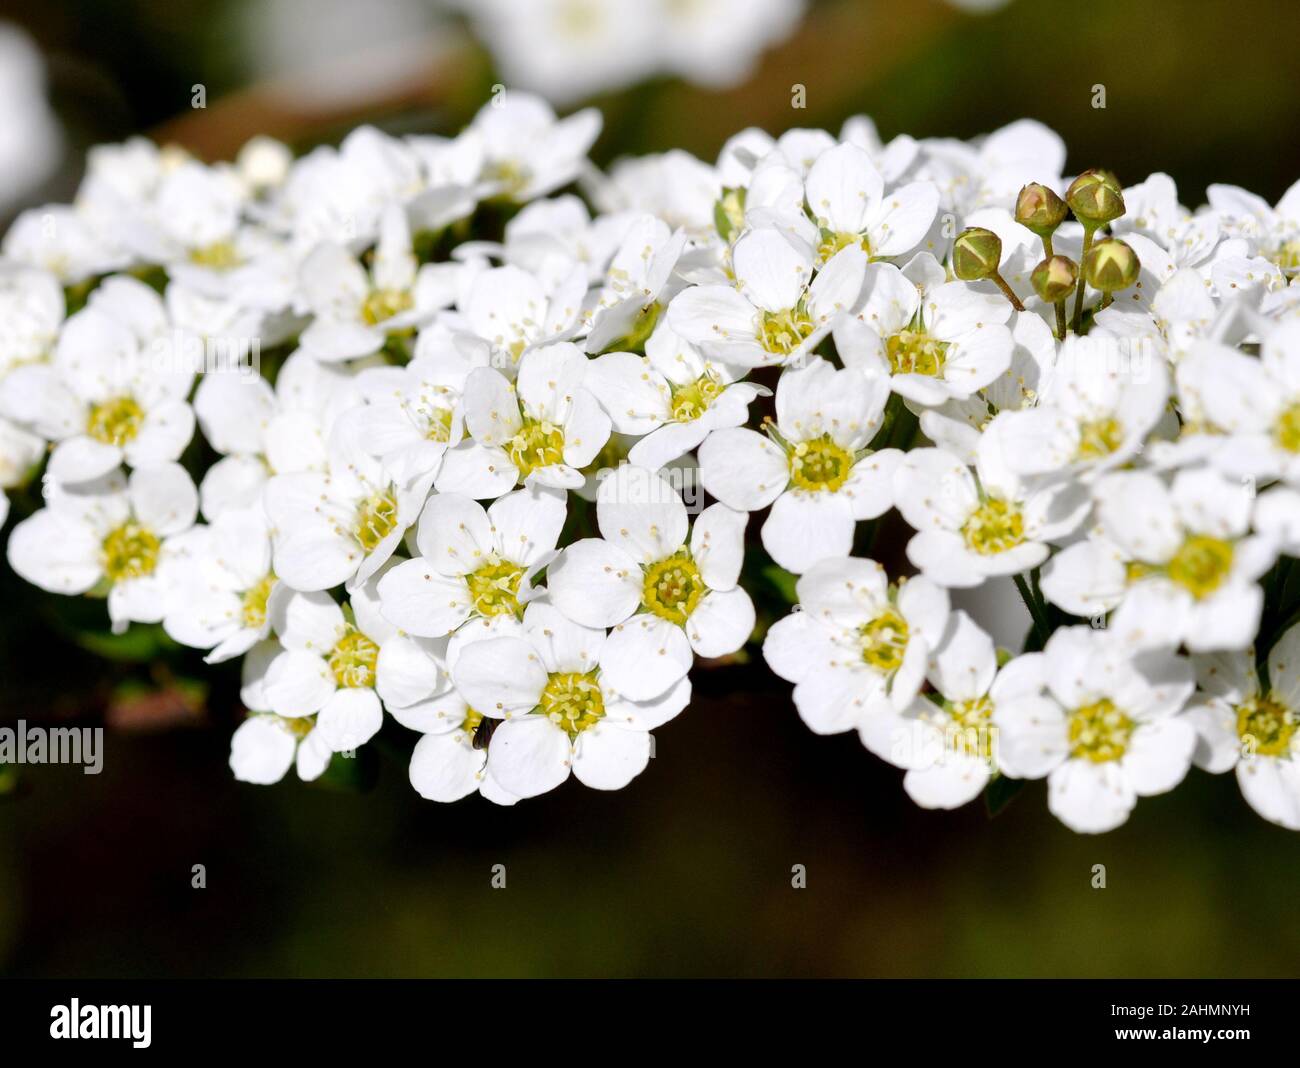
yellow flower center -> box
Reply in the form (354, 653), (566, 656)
(86, 396), (144, 447)
(1272, 238), (1300, 274)
(1068, 698), (1134, 763)
(355, 488), (400, 552)
(815, 228), (869, 265)
(483, 159), (529, 198)
(506, 418), (565, 478)
(945, 695), (996, 761)
(1077, 417), (1123, 459)
(759, 303), (815, 356)
(962, 498), (1025, 555)
(1167, 535), (1234, 599)
(1274, 403), (1300, 453)
(240, 573), (276, 630)
(465, 557), (526, 619)
(1236, 696), (1297, 757)
(101, 522), (160, 583)
(426, 405), (454, 443)
(329, 629), (379, 689)
(886, 330), (948, 377)
(189, 240), (242, 270)
(669, 374), (724, 423)
(539, 671), (605, 738)
(641, 550), (705, 626)
(361, 288), (414, 326)
(280, 715), (316, 739)
(461, 706), (484, 734)
(788, 435), (854, 492)
(859, 608), (909, 674)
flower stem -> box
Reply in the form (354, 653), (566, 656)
(992, 271), (1025, 312)
(1072, 226), (1095, 333)
(1013, 572), (1050, 648)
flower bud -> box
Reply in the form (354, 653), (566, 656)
(952, 227), (1003, 281)
(1066, 169), (1125, 226)
(1083, 238), (1140, 292)
(1015, 183), (1068, 237)
(1031, 255), (1078, 303)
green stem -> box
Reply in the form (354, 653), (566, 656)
(992, 271), (1025, 312)
(1013, 572), (1050, 648)
(1072, 226), (1095, 333)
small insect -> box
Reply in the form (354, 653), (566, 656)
(472, 717), (500, 751)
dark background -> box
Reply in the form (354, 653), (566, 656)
(1, 0), (1298, 977)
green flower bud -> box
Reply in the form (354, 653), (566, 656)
(952, 227), (1003, 281)
(1083, 238), (1140, 292)
(1066, 168), (1125, 226)
(1031, 255), (1079, 303)
(1015, 183), (1068, 237)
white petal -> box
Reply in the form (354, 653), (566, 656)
(686, 587), (755, 658)
(546, 538), (642, 628)
(599, 614), (692, 700)
(572, 722), (652, 790)
(315, 687), (384, 751)
(487, 716), (572, 798)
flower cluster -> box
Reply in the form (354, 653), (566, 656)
(3, 93), (1299, 832)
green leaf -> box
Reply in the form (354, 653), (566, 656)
(313, 746), (380, 793)
(71, 623), (176, 663)
(984, 774), (1026, 818)
(761, 564), (799, 606)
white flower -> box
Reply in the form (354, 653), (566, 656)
(699, 356), (897, 574)
(0, 276), (196, 483)
(583, 214), (687, 353)
(584, 320), (766, 471)
(1, 205), (123, 284)
(460, 342), (612, 491)
(298, 205), (447, 361)
(1180, 321), (1300, 486)
(0, 24), (61, 213)
(229, 641), (332, 785)
(374, 629), (520, 805)
(992, 331), (1169, 482)
(345, 334), (484, 491)
(835, 262), (1014, 406)
(916, 308), (1056, 462)
(917, 118), (1065, 217)
(892, 421), (1089, 589)
(193, 349), (358, 519)
(1093, 268), (1218, 363)
(1184, 626), (1300, 829)
(993, 626), (1196, 833)
(878, 611), (1046, 809)
(129, 160), (297, 311)
(7, 463), (198, 632)
(657, 0), (804, 89)
(377, 485), (566, 637)
(548, 463), (753, 698)
(454, 1), (655, 107)
(1207, 177), (1300, 278)
(668, 227), (867, 368)
(263, 414), (425, 592)
(163, 505), (278, 663)
(451, 601), (692, 798)
(1041, 468), (1274, 653)
(783, 142), (938, 265)
(471, 91), (602, 202)
(261, 568), (400, 752)
(459, 261), (587, 368)
(763, 556), (950, 739)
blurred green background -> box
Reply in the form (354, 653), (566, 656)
(1, 0), (1299, 978)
